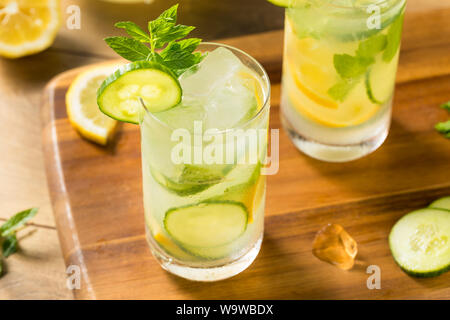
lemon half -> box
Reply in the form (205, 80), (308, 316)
(0, 0), (60, 58)
(66, 63), (123, 145)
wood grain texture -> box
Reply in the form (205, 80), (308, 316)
(41, 4), (450, 299)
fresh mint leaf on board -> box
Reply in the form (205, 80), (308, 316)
(105, 4), (203, 76)
(383, 13), (404, 62)
(0, 207), (38, 277)
(0, 207), (38, 237)
(441, 101), (450, 111)
(2, 235), (18, 258)
(435, 120), (450, 134)
(104, 36), (151, 62)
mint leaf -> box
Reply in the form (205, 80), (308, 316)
(159, 3), (178, 22)
(356, 34), (387, 59)
(160, 38), (203, 73)
(115, 21), (150, 42)
(333, 54), (374, 79)
(435, 121), (450, 134)
(383, 13), (404, 62)
(2, 235), (17, 258)
(148, 4), (195, 49)
(150, 23), (195, 49)
(105, 4), (203, 77)
(0, 208), (38, 237)
(105, 36), (151, 61)
(328, 80), (356, 102)
(441, 101), (450, 111)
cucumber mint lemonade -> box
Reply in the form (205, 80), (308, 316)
(270, 0), (405, 161)
(97, 6), (270, 281)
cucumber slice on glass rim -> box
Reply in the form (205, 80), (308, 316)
(97, 61), (182, 124)
(164, 200), (248, 258)
(389, 208), (450, 277)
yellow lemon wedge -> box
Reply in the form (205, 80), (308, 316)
(239, 69), (265, 111)
(0, 0), (60, 58)
(66, 63), (123, 145)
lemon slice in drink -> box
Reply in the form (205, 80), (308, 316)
(0, 0), (60, 58)
(66, 63), (122, 145)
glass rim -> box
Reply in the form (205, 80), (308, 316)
(141, 41), (271, 134)
(293, 0), (402, 10)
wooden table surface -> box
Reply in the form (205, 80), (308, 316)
(0, 0), (282, 300)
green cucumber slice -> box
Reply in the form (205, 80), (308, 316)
(150, 164), (233, 197)
(164, 200), (248, 249)
(389, 208), (450, 277)
(429, 196), (450, 211)
(97, 61), (181, 124)
(365, 55), (398, 104)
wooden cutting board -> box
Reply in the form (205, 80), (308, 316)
(42, 8), (450, 299)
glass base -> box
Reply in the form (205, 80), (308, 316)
(281, 115), (389, 162)
(145, 227), (262, 282)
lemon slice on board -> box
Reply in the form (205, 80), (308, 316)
(0, 0), (60, 58)
(66, 63), (123, 145)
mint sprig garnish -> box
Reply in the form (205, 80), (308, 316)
(0, 207), (38, 276)
(104, 4), (203, 76)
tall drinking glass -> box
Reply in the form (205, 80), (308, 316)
(281, 0), (406, 162)
(140, 43), (270, 281)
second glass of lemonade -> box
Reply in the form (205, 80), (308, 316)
(141, 43), (270, 281)
(281, 0), (406, 162)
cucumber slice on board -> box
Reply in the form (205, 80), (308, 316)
(97, 61), (181, 124)
(429, 196), (450, 211)
(164, 200), (248, 258)
(389, 208), (450, 277)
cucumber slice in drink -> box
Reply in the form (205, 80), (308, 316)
(164, 200), (248, 256)
(389, 208), (450, 277)
(365, 54), (398, 104)
(429, 196), (450, 211)
(150, 164), (233, 197)
(97, 61), (181, 124)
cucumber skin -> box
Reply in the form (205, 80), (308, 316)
(97, 61), (181, 124)
(388, 208), (450, 278)
(365, 70), (383, 105)
(164, 200), (249, 259)
(429, 196), (450, 212)
(393, 260), (450, 278)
